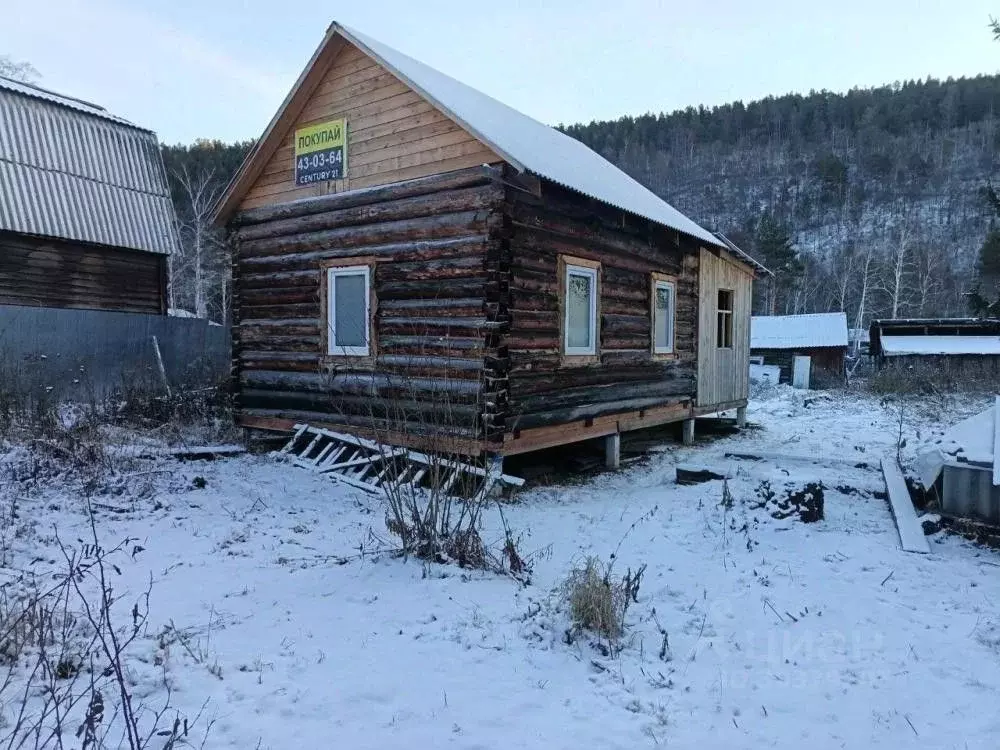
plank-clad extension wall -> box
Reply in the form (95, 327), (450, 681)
(0, 230), (165, 314)
(240, 42), (499, 212)
(697, 248), (752, 407)
(500, 179), (701, 435)
(230, 167), (504, 443)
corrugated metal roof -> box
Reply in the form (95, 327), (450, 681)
(751, 312), (849, 349)
(0, 76), (178, 255)
(339, 25), (722, 248)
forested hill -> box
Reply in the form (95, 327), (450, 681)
(163, 75), (1000, 323)
(561, 74), (1000, 320)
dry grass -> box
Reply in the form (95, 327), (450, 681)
(563, 556), (645, 641)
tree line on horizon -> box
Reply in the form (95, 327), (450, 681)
(7, 48), (1000, 327)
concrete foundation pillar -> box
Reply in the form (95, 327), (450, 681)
(736, 406), (747, 428)
(682, 418), (695, 446)
(605, 433), (621, 469)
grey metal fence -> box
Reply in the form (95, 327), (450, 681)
(0, 305), (230, 401)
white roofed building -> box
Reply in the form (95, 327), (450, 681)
(750, 312), (849, 386)
(869, 319), (1000, 382)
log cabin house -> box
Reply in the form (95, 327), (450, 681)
(213, 22), (760, 461)
(0, 76), (178, 313)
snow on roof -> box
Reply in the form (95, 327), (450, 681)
(750, 312), (849, 350)
(917, 401), (997, 489)
(0, 75), (144, 129)
(880, 335), (1000, 356)
(340, 25), (722, 248)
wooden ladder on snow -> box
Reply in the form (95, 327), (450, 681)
(280, 424), (524, 497)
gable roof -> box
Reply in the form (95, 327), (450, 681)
(0, 76), (179, 255)
(214, 23), (723, 248)
(751, 312), (849, 350)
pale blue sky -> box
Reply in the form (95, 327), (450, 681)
(1, 0), (997, 144)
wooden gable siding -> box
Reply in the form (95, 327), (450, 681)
(0, 231), (165, 314)
(231, 167), (505, 442)
(498, 179), (700, 435)
(239, 43), (500, 212)
(696, 248), (752, 406)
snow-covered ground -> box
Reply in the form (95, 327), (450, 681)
(3, 385), (1000, 749)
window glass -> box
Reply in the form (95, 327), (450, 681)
(717, 289), (734, 349)
(566, 271), (594, 350)
(326, 265), (370, 356)
(333, 273), (367, 348)
(654, 282), (674, 352)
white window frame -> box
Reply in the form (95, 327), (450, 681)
(563, 264), (598, 356)
(326, 265), (371, 356)
(652, 279), (676, 355)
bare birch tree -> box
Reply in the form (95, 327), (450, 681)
(0, 55), (39, 83)
(171, 165), (225, 320)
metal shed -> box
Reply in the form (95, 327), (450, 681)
(918, 398), (1000, 524)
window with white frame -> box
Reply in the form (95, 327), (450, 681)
(326, 265), (371, 356)
(563, 263), (598, 355)
(652, 278), (676, 354)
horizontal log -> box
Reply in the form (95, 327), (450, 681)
(510, 394), (691, 431)
(379, 335), (484, 353)
(236, 184), (502, 242)
(241, 369), (482, 396)
(240, 236), (486, 273)
(377, 354), (483, 371)
(379, 296), (482, 311)
(602, 313), (649, 335)
(240, 389), (481, 421)
(516, 377), (695, 413)
(240, 210), (493, 258)
(236, 334), (321, 352)
(377, 256), (484, 282)
(378, 278), (485, 300)
(232, 166), (494, 226)
(238, 407), (480, 439)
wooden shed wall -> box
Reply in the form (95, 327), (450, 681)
(240, 42), (500, 212)
(499, 180), (700, 440)
(696, 248), (752, 407)
(753, 346), (845, 383)
(230, 167), (505, 444)
(0, 230), (165, 314)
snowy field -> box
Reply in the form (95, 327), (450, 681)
(3, 385), (1000, 749)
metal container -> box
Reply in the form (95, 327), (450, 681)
(941, 462), (1000, 524)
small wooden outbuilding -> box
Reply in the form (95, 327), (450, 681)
(0, 76), (178, 313)
(213, 23), (759, 458)
(869, 319), (1000, 378)
(750, 312), (848, 386)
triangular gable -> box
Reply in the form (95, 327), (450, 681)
(214, 29), (499, 218)
(215, 22), (722, 250)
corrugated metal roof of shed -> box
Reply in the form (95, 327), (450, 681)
(751, 312), (849, 350)
(0, 76), (178, 255)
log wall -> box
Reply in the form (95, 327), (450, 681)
(499, 178), (701, 436)
(230, 167), (504, 442)
(0, 230), (166, 314)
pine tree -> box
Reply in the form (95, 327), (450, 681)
(754, 213), (803, 313)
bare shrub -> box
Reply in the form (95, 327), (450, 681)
(868, 358), (1000, 395)
(0, 509), (212, 749)
(324, 321), (528, 580)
